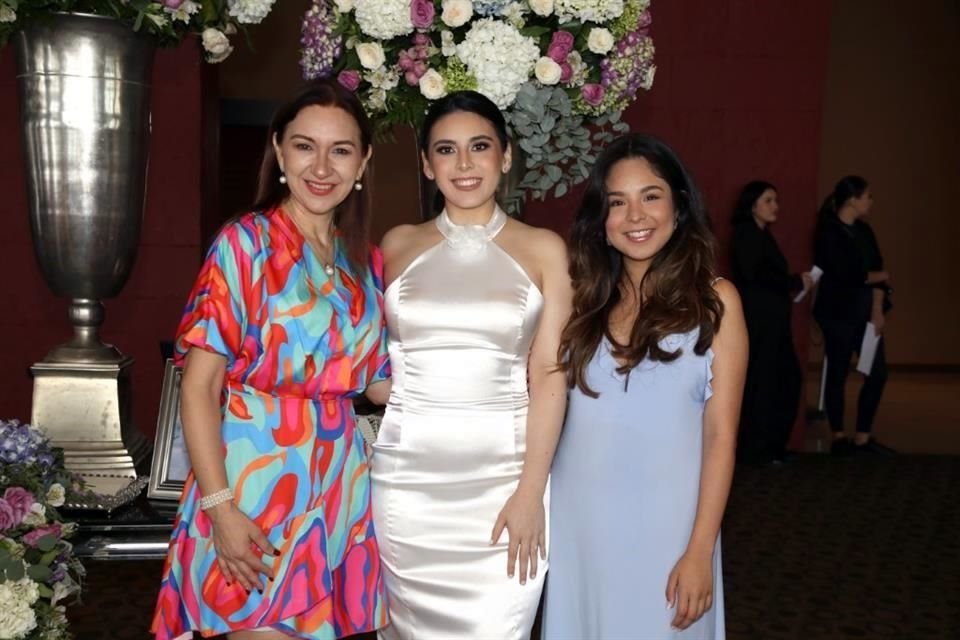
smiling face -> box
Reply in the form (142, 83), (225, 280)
(273, 104), (370, 219)
(604, 156), (677, 278)
(421, 110), (510, 218)
(752, 188), (779, 227)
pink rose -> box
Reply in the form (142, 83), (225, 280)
(337, 70), (361, 92)
(23, 522), (63, 547)
(0, 499), (17, 532)
(410, 0), (435, 29)
(3, 487), (35, 522)
(548, 31), (575, 62)
(162, 0), (187, 8)
(559, 62), (573, 83)
(405, 70), (420, 86)
(581, 83), (606, 106)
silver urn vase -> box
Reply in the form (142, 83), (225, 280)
(15, 13), (155, 503)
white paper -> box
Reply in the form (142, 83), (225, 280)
(856, 322), (881, 375)
(793, 265), (824, 303)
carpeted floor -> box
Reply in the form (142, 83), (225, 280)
(68, 454), (960, 639)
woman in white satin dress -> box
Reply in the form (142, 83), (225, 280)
(371, 91), (572, 639)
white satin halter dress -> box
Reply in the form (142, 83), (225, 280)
(370, 207), (547, 640)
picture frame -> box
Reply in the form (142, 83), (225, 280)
(148, 358), (191, 500)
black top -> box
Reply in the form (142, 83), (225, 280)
(731, 220), (802, 328)
(813, 216), (885, 327)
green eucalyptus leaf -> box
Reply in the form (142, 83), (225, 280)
(555, 182), (569, 198)
(37, 534), (57, 553)
(7, 561), (24, 581)
(38, 584), (54, 599)
(545, 165), (563, 182)
(27, 563), (52, 582)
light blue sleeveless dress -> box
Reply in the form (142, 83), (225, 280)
(543, 329), (725, 640)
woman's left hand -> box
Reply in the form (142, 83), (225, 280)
(491, 488), (546, 585)
(666, 549), (714, 630)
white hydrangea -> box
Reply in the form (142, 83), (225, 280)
(227, 0), (276, 24)
(334, 0), (355, 11)
(0, 6), (17, 23)
(354, 0), (414, 39)
(554, 0), (624, 22)
(0, 577), (40, 640)
(456, 18), (540, 109)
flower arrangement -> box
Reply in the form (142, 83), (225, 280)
(0, 1), (279, 63)
(0, 420), (85, 640)
(300, 0), (655, 205)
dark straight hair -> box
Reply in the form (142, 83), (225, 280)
(559, 132), (723, 397)
(418, 90), (509, 215)
(250, 78), (374, 273)
(732, 180), (776, 226)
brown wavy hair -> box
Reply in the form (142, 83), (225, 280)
(250, 79), (374, 274)
(559, 133), (724, 397)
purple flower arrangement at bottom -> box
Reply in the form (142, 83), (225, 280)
(0, 420), (85, 640)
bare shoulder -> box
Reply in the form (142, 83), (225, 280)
(507, 219), (568, 263)
(380, 221), (434, 259)
(712, 277), (742, 311)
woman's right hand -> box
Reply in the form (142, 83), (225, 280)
(206, 502), (277, 591)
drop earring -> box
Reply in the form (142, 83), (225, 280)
(279, 174), (287, 184)
(354, 180), (363, 191)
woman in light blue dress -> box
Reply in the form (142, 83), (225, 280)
(544, 134), (748, 639)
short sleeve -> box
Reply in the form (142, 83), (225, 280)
(368, 244), (392, 384)
(173, 228), (249, 370)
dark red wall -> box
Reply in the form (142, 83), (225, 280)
(0, 40), (209, 440)
(526, 0), (833, 448)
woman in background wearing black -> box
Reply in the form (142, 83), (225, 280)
(814, 175), (892, 455)
(731, 181), (812, 464)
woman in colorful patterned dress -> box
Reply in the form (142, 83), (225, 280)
(151, 80), (390, 640)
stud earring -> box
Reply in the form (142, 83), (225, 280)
(354, 181), (363, 191)
(279, 174), (287, 184)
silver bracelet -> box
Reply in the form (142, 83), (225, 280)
(199, 487), (234, 511)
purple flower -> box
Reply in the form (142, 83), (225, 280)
(337, 70), (361, 92)
(559, 62), (573, 83)
(411, 0), (435, 30)
(162, 0), (187, 8)
(581, 83), (606, 106)
(3, 487), (34, 522)
(0, 499), (17, 532)
(548, 31), (575, 62)
(23, 522), (62, 547)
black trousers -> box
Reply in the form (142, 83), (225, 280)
(738, 320), (801, 463)
(821, 321), (888, 434)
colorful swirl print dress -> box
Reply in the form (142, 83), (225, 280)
(151, 206), (390, 640)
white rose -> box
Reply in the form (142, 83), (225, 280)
(419, 69), (447, 100)
(534, 56), (562, 85)
(45, 483), (65, 508)
(441, 0), (473, 28)
(22, 503), (46, 527)
(587, 27), (614, 54)
(201, 28), (233, 63)
(528, 0), (554, 16)
(356, 42), (386, 70)
(334, 0), (355, 11)
(441, 30), (457, 57)
(0, 6), (17, 23)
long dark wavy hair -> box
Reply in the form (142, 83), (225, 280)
(559, 133), (724, 397)
(731, 180), (776, 226)
(250, 78), (374, 273)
